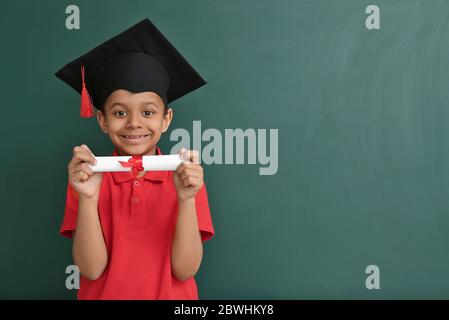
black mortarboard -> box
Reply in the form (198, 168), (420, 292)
(55, 19), (206, 118)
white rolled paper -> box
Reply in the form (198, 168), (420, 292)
(89, 155), (183, 172)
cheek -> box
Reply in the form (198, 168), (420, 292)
(148, 118), (165, 131)
(106, 119), (125, 134)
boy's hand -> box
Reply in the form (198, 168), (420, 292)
(173, 148), (204, 201)
(68, 144), (103, 199)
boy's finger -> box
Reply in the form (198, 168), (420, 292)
(179, 167), (202, 180)
(181, 175), (194, 187)
(73, 170), (87, 183)
(79, 171), (87, 182)
(176, 162), (186, 175)
(178, 148), (187, 160)
(176, 160), (192, 174)
(182, 176), (202, 189)
(80, 171), (90, 182)
(183, 150), (199, 164)
(191, 150), (199, 164)
(80, 163), (94, 176)
(183, 149), (190, 161)
(74, 148), (96, 165)
(81, 144), (97, 161)
(177, 162), (203, 179)
(81, 144), (95, 156)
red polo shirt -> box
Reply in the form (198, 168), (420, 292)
(60, 147), (214, 300)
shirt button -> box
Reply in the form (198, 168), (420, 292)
(134, 180), (140, 187)
(132, 196), (140, 203)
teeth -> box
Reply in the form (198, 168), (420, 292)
(124, 135), (147, 139)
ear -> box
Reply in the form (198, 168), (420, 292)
(162, 107), (173, 133)
(96, 109), (109, 134)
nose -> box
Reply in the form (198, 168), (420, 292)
(125, 112), (143, 129)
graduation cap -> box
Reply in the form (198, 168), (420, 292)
(55, 19), (206, 118)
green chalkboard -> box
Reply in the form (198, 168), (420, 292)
(1, 0), (449, 299)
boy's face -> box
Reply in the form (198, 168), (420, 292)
(97, 89), (173, 156)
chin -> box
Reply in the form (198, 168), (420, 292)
(120, 145), (150, 156)
(116, 142), (158, 156)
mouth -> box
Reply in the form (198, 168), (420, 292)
(120, 134), (151, 144)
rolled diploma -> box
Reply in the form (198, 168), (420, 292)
(89, 155), (183, 172)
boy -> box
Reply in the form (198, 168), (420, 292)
(56, 19), (214, 299)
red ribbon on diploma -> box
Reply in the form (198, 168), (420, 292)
(118, 156), (144, 177)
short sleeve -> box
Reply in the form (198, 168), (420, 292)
(195, 183), (215, 243)
(59, 184), (79, 239)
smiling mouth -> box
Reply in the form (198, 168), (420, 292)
(121, 134), (151, 140)
(120, 134), (152, 144)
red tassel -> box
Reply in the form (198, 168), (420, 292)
(80, 65), (94, 118)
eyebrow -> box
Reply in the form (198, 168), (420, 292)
(110, 101), (160, 109)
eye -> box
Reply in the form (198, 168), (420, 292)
(113, 111), (126, 117)
(143, 111), (154, 117)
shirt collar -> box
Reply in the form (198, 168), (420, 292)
(111, 147), (168, 183)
